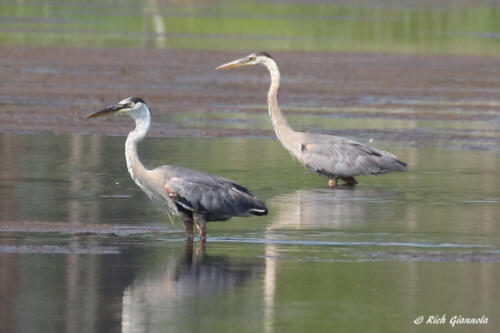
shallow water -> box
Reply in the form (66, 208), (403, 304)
(1, 132), (499, 332)
(2, 0), (500, 55)
(2, 0), (500, 332)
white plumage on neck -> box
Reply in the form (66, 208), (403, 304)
(261, 57), (300, 157)
(125, 105), (151, 193)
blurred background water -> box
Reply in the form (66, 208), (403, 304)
(1, 0), (500, 54)
(1, 1), (500, 332)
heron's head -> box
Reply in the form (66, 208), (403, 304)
(216, 52), (273, 70)
(87, 97), (148, 120)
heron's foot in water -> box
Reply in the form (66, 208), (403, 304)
(197, 226), (207, 241)
(196, 238), (206, 253)
(194, 214), (207, 241)
(329, 177), (358, 187)
(341, 177), (358, 186)
(183, 219), (194, 239)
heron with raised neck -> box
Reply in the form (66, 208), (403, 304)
(217, 52), (407, 187)
(87, 97), (267, 240)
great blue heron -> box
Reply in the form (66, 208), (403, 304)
(87, 97), (267, 240)
(217, 52), (407, 187)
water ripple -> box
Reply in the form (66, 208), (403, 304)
(211, 237), (490, 249)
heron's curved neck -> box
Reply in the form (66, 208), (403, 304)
(264, 58), (298, 156)
(125, 109), (151, 187)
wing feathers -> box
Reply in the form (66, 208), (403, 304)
(164, 175), (267, 221)
(300, 135), (407, 177)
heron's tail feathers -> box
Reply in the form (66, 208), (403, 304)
(246, 195), (268, 215)
(249, 205), (268, 216)
(379, 151), (407, 172)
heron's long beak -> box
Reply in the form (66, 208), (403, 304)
(215, 57), (249, 70)
(86, 104), (125, 119)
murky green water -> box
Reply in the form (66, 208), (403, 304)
(2, 0), (500, 55)
(1, 0), (500, 332)
(1, 132), (499, 332)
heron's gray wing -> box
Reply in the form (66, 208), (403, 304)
(300, 135), (406, 177)
(164, 175), (267, 221)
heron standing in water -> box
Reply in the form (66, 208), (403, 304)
(217, 52), (407, 187)
(87, 97), (267, 240)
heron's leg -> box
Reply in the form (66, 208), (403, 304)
(341, 177), (358, 186)
(328, 178), (337, 188)
(182, 219), (194, 239)
(193, 213), (207, 241)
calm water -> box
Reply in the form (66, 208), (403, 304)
(2, 0), (500, 55)
(1, 133), (499, 332)
(2, 0), (500, 332)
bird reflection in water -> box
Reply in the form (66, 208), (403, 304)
(268, 187), (403, 229)
(168, 240), (257, 297)
(121, 239), (262, 331)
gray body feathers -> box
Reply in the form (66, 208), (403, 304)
(298, 133), (407, 178)
(152, 166), (267, 222)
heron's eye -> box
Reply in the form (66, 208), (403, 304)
(248, 56), (256, 62)
(127, 103), (133, 108)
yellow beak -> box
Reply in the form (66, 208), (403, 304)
(215, 58), (248, 70)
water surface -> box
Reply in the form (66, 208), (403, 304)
(2, 0), (500, 55)
(1, 0), (500, 332)
(1, 133), (499, 332)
